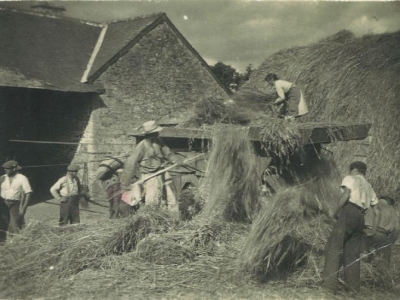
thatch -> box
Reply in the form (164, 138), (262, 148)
(243, 29), (400, 194)
(201, 125), (260, 222)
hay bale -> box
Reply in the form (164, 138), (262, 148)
(201, 125), (260, 222)
(135, 234), (195, 265)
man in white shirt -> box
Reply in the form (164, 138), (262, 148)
(50, 164), (82, 226)
(322, 161), (380, 294)
(0, 160), (32, 238)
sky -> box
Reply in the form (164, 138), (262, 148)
(1, 0), (400, 72)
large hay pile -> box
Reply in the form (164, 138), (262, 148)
(243, 29), (400, 194)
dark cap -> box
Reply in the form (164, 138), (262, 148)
(379, 195), (395, 206)
(67, 164), (80, 172)
(2, 160), (19, 169)
(349, 161), (367, 173)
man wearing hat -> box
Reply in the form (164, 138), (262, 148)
(121, 120), (182, 215)
(50, 164), (82, 226)
(0, 160), (32, 238)
(322, 161), (380, 294)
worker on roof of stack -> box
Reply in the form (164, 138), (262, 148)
(322, 161), (380, 295)
(265, 73), (308, 121)
(0, 160), (32, 241)
(121, 120), (182, 216)
(50, 164), (82, 226)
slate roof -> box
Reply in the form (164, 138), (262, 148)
(88, 14), (162, 79)
(0, 9), (229, 95)
(0, 9), (102, 92)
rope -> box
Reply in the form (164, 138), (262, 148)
(9, 139), (137, 146)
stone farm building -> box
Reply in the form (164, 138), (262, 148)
(0, 8), (230, 202)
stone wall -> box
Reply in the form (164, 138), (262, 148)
(74, 22), (229, 184)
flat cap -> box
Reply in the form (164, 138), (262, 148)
(67, 164), (80, 172)
(349, 161), (367, 171)
(2, 160), (19, 169)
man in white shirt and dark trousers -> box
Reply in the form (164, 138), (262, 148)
(322, 161), (380, 294)
(50, 164), (82, 226)
(0, 160), (32, 240)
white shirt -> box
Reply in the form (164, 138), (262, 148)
(0, 173), (32, 201)
(341, 175), (378, 210)
(50, 176), (79, 197)
(274, 80), (293, 100)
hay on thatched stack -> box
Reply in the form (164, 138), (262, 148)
(200, 125), (260, 222)
(239, 155), (340, 280)
(179, 96), (251, 128)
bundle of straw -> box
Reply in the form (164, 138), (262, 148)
(104, 206), (177, 254)
(239, 155), (340, 279)
(135, 234), (195, 265)
(201, 125), (260, 222)
(259, 116), (301, 173)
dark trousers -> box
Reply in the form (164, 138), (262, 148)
(59, 196), (80, 226)
(107, 183), (121, 219)
(363, 232), (393, 266)
(4, 200), (24, 235)
(286, 86), (301, 116)
(0, 198), (9, 243)
(322, 202), (365, 294)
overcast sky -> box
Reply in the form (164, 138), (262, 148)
(2, 1), (400, 72)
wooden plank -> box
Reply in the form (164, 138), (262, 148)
(130, 124), (371, 145)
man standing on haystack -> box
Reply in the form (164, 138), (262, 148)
(0, 160), (32, 239)
(50, 164), (82, 226)
(121, 121), (182, 215)
(322, 161), (380, 295)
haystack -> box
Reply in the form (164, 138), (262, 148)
(243, 29), (400, 194)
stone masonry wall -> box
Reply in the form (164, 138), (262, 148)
(75, 22), (229, 184)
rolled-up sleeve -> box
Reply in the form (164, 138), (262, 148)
(50, 178), (63, 195)
(21, 176), (32, 194)
(340, 175), (354, 192)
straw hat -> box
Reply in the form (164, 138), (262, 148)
(141, 120), (163, 135)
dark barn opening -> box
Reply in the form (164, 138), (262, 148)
(0, 87), (103, 204)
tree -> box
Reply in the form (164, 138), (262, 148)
(210, 62), (240, 88)
(210, 62), (255, 91)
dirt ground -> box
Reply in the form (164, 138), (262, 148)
(9, 202), (399, 300)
